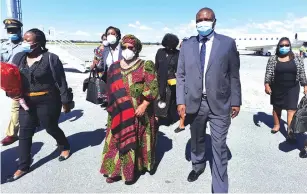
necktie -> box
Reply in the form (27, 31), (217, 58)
(200, 38), (208, 74)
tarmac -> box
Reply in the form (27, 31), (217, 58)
(0, 48), (307, 193)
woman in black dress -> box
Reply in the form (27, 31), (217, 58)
(155, 33), (185, 133)
(264, 37), (307, 141)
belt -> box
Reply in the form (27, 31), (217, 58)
(167, 78), (176, 86)
(25, 91), (48, 97)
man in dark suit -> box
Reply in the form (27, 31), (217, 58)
(176, 7), (242, 193)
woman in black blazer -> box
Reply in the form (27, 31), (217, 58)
(155, 33), (185, 133)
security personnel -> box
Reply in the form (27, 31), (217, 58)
(0, 18), (23, 146)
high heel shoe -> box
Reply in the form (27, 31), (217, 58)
(58, 150), (70, 161)
(6, 170), (29, 182)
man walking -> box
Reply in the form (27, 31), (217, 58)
(0, 18), (23, 146)
(176, 7), (242, 193)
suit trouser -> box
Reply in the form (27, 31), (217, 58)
(189, 96), (230, 193)
(18, 92), (70, 171)
(5, 100), (20, 137)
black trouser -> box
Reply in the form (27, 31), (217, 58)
(18, 90), (70, 171)
(168, 85), (177, 121)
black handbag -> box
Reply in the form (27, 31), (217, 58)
(84, 70), (107, 104)
(154, 85), (171, 118)
(291, 95), (307, 134)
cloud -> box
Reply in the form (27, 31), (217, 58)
(162, 14), (307, 40)
(128, 21), (152, 30)
(72, 30), (90, 37)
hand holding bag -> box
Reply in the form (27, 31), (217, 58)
(85, 69), (106, 104)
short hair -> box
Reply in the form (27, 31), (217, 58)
(275, 37), (294, 59)
(161, 33), (179, 49)
(105, 26), (121, 40)
(197, 7), (216, 20)
(26, 28), (48, 52)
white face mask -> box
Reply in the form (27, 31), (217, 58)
(102, 40), (109, 46)
(107, 35), (117, 45)
(122, 49), (135, 61)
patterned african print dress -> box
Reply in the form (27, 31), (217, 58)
(100, 59), (159, 182)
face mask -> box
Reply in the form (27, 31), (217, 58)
(122, 49), (135, 61)
(21, 42), (34, 53)
(102, 40), (109, 46)
(196, 21), (214, 36)
(8, 34), (20, 41)
(279, 46), (290, 55)
(107, 35), (117, 45)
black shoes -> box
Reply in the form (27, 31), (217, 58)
(6, 170), (29, 182)
(187, 170), (204, 182)
(299, 148), (307, 158)
(58, 150), (71, 161)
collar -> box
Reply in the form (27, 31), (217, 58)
(198, 31), (215, 42)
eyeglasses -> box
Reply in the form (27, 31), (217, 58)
(279, 44), (290, 47)
(121, 45), (134, 50)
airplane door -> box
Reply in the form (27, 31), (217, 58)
(295, 33), (297, 40)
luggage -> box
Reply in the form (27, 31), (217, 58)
(84, 70), (107, 104)
(291, 95), (307, 134)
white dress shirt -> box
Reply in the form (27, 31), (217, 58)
(106, 44), (120, 67)
(199, 33), (214, 94)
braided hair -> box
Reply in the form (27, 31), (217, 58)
(26, 28), (48, 52)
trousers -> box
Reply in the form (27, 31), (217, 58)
(188, 96), (230, 193)
(18, 91), (70, 171)
(5, 100), (20, 137)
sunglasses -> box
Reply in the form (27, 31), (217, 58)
(279, 44), (290, 47)
(121, 45), (134, 50)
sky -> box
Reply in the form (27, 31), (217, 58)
(0, 0), (306, 42)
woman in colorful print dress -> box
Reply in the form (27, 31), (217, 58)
(100, 34), (159, 184)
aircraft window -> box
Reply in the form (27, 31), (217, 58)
(276, 38), (278, 40)
(249, 38), (251, 40)
(271, 38), (273, 40)
(254, 38), (257, 40)
(260, 38), (262, 40)
(239, 38), (241, 40)
(244, 38), (246, 40)
(266, 38), (268, 40)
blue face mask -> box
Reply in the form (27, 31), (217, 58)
(21, 42), (34, 53)
(8, 34), (20, 41)
(196, 21), (214, 36)
(279, 46), (290, 55)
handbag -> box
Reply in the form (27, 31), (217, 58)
(85, 69), (107, 104)
(154, 85), (171, 118)
(291, 95), (307, 134)
(49, 53), (75, 109)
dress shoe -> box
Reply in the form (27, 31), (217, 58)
(299, 148), (307, 158)
(1, 136), (18, 146)
(6, 170), (28, 182)
(187, 170), (204, 182)
(58, 150), (70, 161)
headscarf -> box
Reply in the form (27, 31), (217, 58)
(121, 34), (142, 57)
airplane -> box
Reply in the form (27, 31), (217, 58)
(230, 32), (307, 56)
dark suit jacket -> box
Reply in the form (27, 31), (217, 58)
(176, 32), (242, 115)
